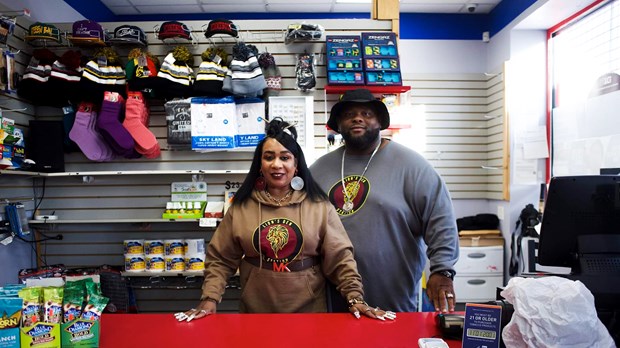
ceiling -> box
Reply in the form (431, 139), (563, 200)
(96, 0), (502, 15)
(0, 0), (503, 24)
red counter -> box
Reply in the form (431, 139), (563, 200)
(100, 312), (461, 348)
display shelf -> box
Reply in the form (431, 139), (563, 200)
(1, 169), (247, 177)
(28, 218), (206, 224)
(121, 271), (204, 277)
(324, 85), (410, 94)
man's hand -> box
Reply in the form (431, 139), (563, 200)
(427, 272), (456, 313)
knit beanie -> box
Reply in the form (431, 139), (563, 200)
(48, 50), (83, 106)
(79, 47), (126, 103)
(17, 49), (57, 105)
(126, 48), (159, 95)
(258, 51), (281, 97)
(156, 46), (194, 100)
(222, 42), (266, 98)
(193, 47), (229, 97)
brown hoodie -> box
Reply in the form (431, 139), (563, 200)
(201, 189), (364, 313)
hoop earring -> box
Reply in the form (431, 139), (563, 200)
(255, 173), (266, 191)
(291, 175), (304, 191)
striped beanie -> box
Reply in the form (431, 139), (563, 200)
(48, 50), (83, 105)
(156, 46), (194, 99)
(194, 48), (229, 97)
(80, 47), (126, 102)
(222, 42), (266, 97)
(17, 49), (57, 105)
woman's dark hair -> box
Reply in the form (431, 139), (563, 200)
(233, 117), (328, 204)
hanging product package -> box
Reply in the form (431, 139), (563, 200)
(190, 96), (237, 151)
(500, 276), (615, 348)
(296, 52), (316, 92)
(235, 97), (265, 148)
(164, 98), (192, 148)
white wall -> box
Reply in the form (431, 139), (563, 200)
(399, 40), (488, 74)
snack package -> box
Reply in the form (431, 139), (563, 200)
(42, 287), (64, 324)
(0, 297), (22, 347)
(17, 287), (42, 327)
(62, 286), (83, 323)
(80, 294), (109, 322)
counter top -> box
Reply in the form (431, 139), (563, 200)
(100, 312), (461, 347)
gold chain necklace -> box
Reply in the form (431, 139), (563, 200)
(264, 189), (293, 206)
(340, 140), (381, 213)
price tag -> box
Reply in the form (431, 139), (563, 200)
(199, 218), (217, 227)
(462, 303), (502, 348)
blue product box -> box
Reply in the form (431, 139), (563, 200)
(326, 35), (363, 72)
(365, 71), (402, 86)
(361, 32), (399, 58)
(328, 71), (365, 85)
(364, 58), (400, 71)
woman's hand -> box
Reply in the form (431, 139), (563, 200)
(348, 300), (397, 321)
(174, 299), (217, 322)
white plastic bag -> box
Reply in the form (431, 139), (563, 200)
(500, 276), (616, 348)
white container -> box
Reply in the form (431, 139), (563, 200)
(165, 255), (185, 271)
(124, 253), (146, 272)
(146, 254), (165, 272)
(144, 240), (165, 255)
(164, 239), (185, 256)
(185, 253), (206, 272)
(184, 239), (205, 256)
(123, 239), (145, 255)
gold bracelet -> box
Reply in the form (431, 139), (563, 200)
(347, 297), (367, 308)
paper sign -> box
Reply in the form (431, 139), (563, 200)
(462, 303), (502, 348)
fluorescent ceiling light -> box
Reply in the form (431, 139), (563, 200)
(336, 0), (371, 3)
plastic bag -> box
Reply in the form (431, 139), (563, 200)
(500, 276), (616, 348)
(295, 52), (315, 91)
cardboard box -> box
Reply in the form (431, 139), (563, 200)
(20, 323), (60, 348)
(363, 58), (400, 71)
(326, 35), (364, 85)
(365, 71), (402, 86)
(361, 32), (399, 58)
(327, 71), (364, 85)
(60, 318), (99, 348)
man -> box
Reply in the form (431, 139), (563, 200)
(310, 88), (459, 313)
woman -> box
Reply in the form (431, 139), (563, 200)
(175, 118), (395, 321)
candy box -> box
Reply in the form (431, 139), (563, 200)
(326, 35), (362, 59)
(365, 71), (402, 86)
(361, 32), (399, 58)
(326, 35), (363, 72)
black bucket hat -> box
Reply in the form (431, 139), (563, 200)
(328, 88), (390, 132)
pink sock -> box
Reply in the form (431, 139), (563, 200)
(122, 92), (160, 156)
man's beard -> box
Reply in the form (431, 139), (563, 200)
(341, 127), (380, 150)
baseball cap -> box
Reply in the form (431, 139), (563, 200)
(328, 88), (390, 132)
(24, 22), (62, 44)
(158, 21), (191, 40)
(69, 20), (107, 46)
(204, 19), (238, 38)
(108, 25), (147, 46)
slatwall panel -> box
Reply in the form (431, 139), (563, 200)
(0, 17), (507, 312)
(402, 71), (507, 200)
(0, 15), (37, 215)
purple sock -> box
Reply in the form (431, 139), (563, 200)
(69, 103), (115, 161)
(96, 99), (140, 158)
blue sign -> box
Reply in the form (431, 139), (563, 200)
(462, 303), (502, 348)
